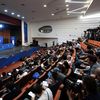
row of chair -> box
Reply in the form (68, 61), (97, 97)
(80, 42), (87, 51)
(13, 48), (65, 100)
(0, 49), (44, 99)
(88, 40), (100, 47)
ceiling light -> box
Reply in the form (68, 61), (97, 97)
(43, 4), (47, 7)
(66, 8), (69, 11)
(81, 11), (86, 14)
(80, 15), (84, 19)
(65, 0), (92, 4)
(0, 24), (3, 28)
(84, 4), (89, 8)
(65, 0), (71, 3)
(11, 12), (15, 15)
(22, 16), (25, 19)
(51, 13), (54, 16)
(17, 14), (20, 17)
(4, 9), (8, 12)
(80, 13), (100, 19)
(85, 1), (90, 4)
(66, 4), (69, 7)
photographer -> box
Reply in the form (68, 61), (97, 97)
(82, 76), (100, 100)
(65, 76), (100, 100)
(53, 68), (100, 100)
(53, 71), (82, 100)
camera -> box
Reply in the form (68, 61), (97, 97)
(52, 71), (82, 93)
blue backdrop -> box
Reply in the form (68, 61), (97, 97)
(0, 36), (3, 44)
(24, 22), (28, 43)
(0, 47), (39, 68)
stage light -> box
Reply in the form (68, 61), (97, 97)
(17, 14), (20, 17)
(0, 24), (4, 28)
(11, 12), (15, 15)
(22, 16), (25, 19)
(43, 4), (47, 7)
(51, 13), (55, 16)
(4, 9), (8, 12)
(66, 4), (69, 7)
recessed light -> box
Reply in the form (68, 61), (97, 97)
(86, 1), (90, 3)
(66, 4), (69, 7)
(81, 11), (86, 14)
(0, 24), (3, 28)
(4, 9), (8, 12)
(11, 12), (15, 15)
(80, 13), (100, 19)
(22, 16), (25, 19)
(51, 13), (55, 16)
(84, 5), (89, 8)
(17, 14), (20, 17)
(43, 4), (47, 7)
(80, 15), (84, 19)
(66, 8), (69, 11)
(65, 0), (71, 3)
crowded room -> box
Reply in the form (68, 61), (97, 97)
(0, 0), (100, 100)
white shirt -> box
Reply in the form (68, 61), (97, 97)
(38, 88), (53, 100)
(31, 88), (53, 100)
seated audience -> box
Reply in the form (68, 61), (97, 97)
(17, 70), (28, 79)
(86, 45), (94, 55)
(1, 72), (8, 79)
(88, 55), (100, 75)
(96, 51), (100, 64)
(82, 76), (100, 100)
(66, 54), (73, 67)
(30, 83), (53, 100)
(63, 61), (73, 77)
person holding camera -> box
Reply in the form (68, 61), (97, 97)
(82, 76), (100, 100)
(65, 76), (100, 100)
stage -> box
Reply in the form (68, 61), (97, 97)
(0, 46), (31, 59)
(0, 46), (39, 68)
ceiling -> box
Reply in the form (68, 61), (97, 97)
(0, 0), (100, 22)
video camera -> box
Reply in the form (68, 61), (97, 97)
(52, 71), (82, 93)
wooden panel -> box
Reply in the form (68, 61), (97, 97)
(80, 42), (87, 51)
(88, 40), (100, 47)
(0, 30), (10, 43)
(0, 13), (21, 25)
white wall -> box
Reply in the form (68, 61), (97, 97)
(21, 20), (25, 45)
(34, 38), (58, 47)
(28, 17), (100, 45)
